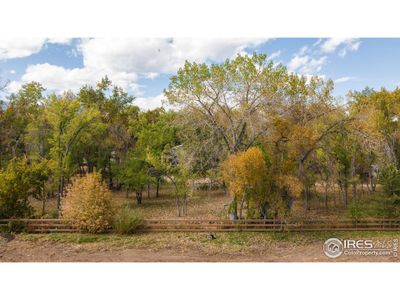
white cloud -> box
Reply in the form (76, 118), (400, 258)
(14, 38), (268, 94)
(10, 69), (16, 74)
(268, 50), (281, 61)
(0, 38), (74, 60)
(78, 38), (267, 76)
(298, 46), (309, 55)
(288, 54), (327, 74)
(313, 39), (323, 47)
(285, 38), (361, 79)
(0, 38), (46, 59)
(47, 38), (73, 45)
(20, 63), (140, 94)
(320, 38), (360, 57)
(144, 72), (159, 79)
(334, 76), (356, 83)
(134, 94), (166, 110)
(287, 42), (328, 76)
(5, 80), (22, 93)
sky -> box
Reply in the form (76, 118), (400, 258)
(1, 38), (400, 109)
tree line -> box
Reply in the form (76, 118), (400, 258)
(1, 53), (400, 219)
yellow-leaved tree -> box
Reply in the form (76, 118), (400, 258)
(61, 171), (115, 233)
(222, 147), (304, 219)
(222, 147), (268, 219)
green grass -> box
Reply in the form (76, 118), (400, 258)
(18, 230), (400, 252)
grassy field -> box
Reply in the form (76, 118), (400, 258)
(30, 183), (391, 221)
(18, 230), (400, 253)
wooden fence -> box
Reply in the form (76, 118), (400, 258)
(1, 218), (400, 233)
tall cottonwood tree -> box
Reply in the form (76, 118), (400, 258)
(165, 53), (288, 154)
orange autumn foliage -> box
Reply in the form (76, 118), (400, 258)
(61, 172), (115, 233)
(222, 147), (267, 207)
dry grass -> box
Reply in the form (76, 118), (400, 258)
(29, 182), (390, 221)
(111, 187), (230, 219)
(30, 185), (231, 219)
(18, 230), (400, 257)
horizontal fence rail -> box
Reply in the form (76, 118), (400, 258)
(1, 218), (400, 233)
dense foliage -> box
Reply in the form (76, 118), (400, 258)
(61, 172), (115, 233)
(1, 53), (400, 220)
(0, 158), (51, 218)
(113, 208), (144, 234)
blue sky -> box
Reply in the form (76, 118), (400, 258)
(1, 38), (399, 109)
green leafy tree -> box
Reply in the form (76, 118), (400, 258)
(135, 109), (179, 197)
(75, 77), (136, 188)
(45, 93), (103, 212)
(146, 145), (191, 216)
(0, 82), (44, 167)
(379, 164), (400, 197)
(118, 148), (153, 204)
(0, 158), (51, 218)
(165, 53), (287, 154)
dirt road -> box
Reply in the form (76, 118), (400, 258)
(1, 236), (398, 262)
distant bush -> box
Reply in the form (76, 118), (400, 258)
(347, 200), (363, 221)
(379, 164), (400, 196)
(61, 172), (115, 233)
(0, 220), (27, 233)
(113, 208), (144, 234)
(376, 197), (400, 218)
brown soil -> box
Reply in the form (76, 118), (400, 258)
(1, 236), (398, 262)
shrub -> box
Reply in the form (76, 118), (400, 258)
(347, 200), (363, 221)
(377, 197), (400, 218)
(379, 164), (400, 196)
(113, 208), (144, 234)
(61, 172), (115, 233)
(0, 220), (27, 233)
(0, 158), (50, 219)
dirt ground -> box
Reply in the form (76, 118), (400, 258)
(1, 233), (398, 262)
(5, 185), (400, 263)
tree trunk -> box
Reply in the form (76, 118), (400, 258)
(352, 182), (357, 200)
(338, 182), (343, 204)
(182, 193), (187, 215)
(156, 178), (160, 198)
(57, 126), (63, 215)
(57, 174), (64, 214)
(343, 182), (348, 206)
(304, 185), (309, 212)
(371, 172), (377, 192)
(260, 202), (267, 219)
(136, 191), (142, 205)
(238, 194), (245, 219)
(324, 182), (328, 210)
(125, 187), (129, 198)
(368, 168), (374, 192)
(147, 184), (150, 199)
(313, 183), (320, 209)
(108, 156), (113, 190)
(42, 198), (46, 216)
(351, 154), (356, 199)
(175, 195), (180, 217)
